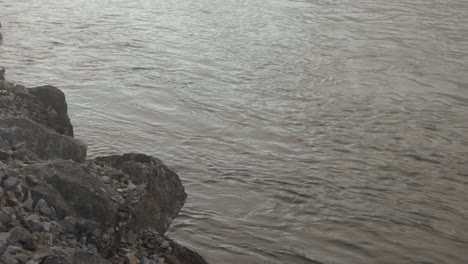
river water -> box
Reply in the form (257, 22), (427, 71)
(1, 0), (468, 263)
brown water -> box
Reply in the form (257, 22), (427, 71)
(1, 0), (468, 263)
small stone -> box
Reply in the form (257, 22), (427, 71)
(26, 175), (40, 185)
(63, 217), (77, 234)
(160, 240), (169, 249)
(24, 214), (43, 232)
(8, 227), (23, 244)
(5, 191), (19, 206)
(101, 176), (111, 184)
(15, 251), (33, 263)
(22, 191), (34, 211)
(11, 142), (26, 151)
(6, 245), (23, 255)
(3, 176), (18, 189)
(41, 222), (51, 232)
(141, 257), (157, 264)
(128, 182), (137, 191)
(1, 251), (19, 264)
(124, 253), (139, 264)
(34, 199), (55, 218)
(0, 208), (12, 225)
(0, 223), (8, 232)
(0, 239), (9, 255)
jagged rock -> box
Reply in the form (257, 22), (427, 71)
(26, 86), (73, 137)
(19, 161), (117, 227)
(92, 154), (187, 234)
(0, 118), (87, 162)
(34, 199), (55, 219)
(1, 251), (19, 264)
(12, 85), (29, 96)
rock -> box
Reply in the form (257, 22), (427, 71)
(3, 176), (18, 189)
(0, 208), (12, 226)
(12, 85), (29, 96)
(0, 118), (87, 162)
(14, 251), (33, 263)
(161, 240), (169, 249)
(20, 161), (117, 226)
(0, 150), (9, 161)
(25, 175), (40, 186)
(101, 176), (111, 184)
(23, 214), (43, 232)
(26, 86), (74, 137)
(22, 191), (34, 211)
(5, 191), (19, 206)
(124, 253), (139, 264)
(6, 245), (23, 254)
(34, 199), (55, 219)
(71, 250), (107, 264)
(62, 217), (77, 235)
(1, 251), (19, 264)
(0, 239), (9, 255)
(8, 227), (26, 244)
(0, 80), (14, 92)
(92, 154), (187, 234)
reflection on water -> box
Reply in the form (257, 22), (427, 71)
(1, 0), (468, 263)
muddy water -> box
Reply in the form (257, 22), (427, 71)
(1, 0), (468, 263)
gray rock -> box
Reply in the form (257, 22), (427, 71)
(161, 240), (169, 249)
(93, 153), (187, 234)
(0, 239), (9, 256)
(22, 190), (34, 211)
(6, 245), (22, 255)
(0, 251), (19, 264)
(34, 199), (55, 219)
(12, 84), (29, 96)
(71, 250), (107, 264)
(20, 161), (117, 227)
(0, 118), (87, 162)
(27, 85), (74, 137)
(3, 176), (18, 189)
(62, 217), (77, 234)
(0, 208), (12, 226)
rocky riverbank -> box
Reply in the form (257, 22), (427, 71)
(0, 69), (208, 264)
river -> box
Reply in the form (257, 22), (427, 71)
(1, 0), (468, 263)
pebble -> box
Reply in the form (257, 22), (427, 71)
(160, 240), (169, 249)
(34, 199), (54, 218)
(101, 176), (111, 184)
(3, 176), (18, 189)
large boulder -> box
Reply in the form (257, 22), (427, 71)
(0, 117), (87, 162)
(27, 85), (74, 137)
(91, 153), (187, 235)
(18, 160), (117, 226)
(0, 85), (74, 137)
